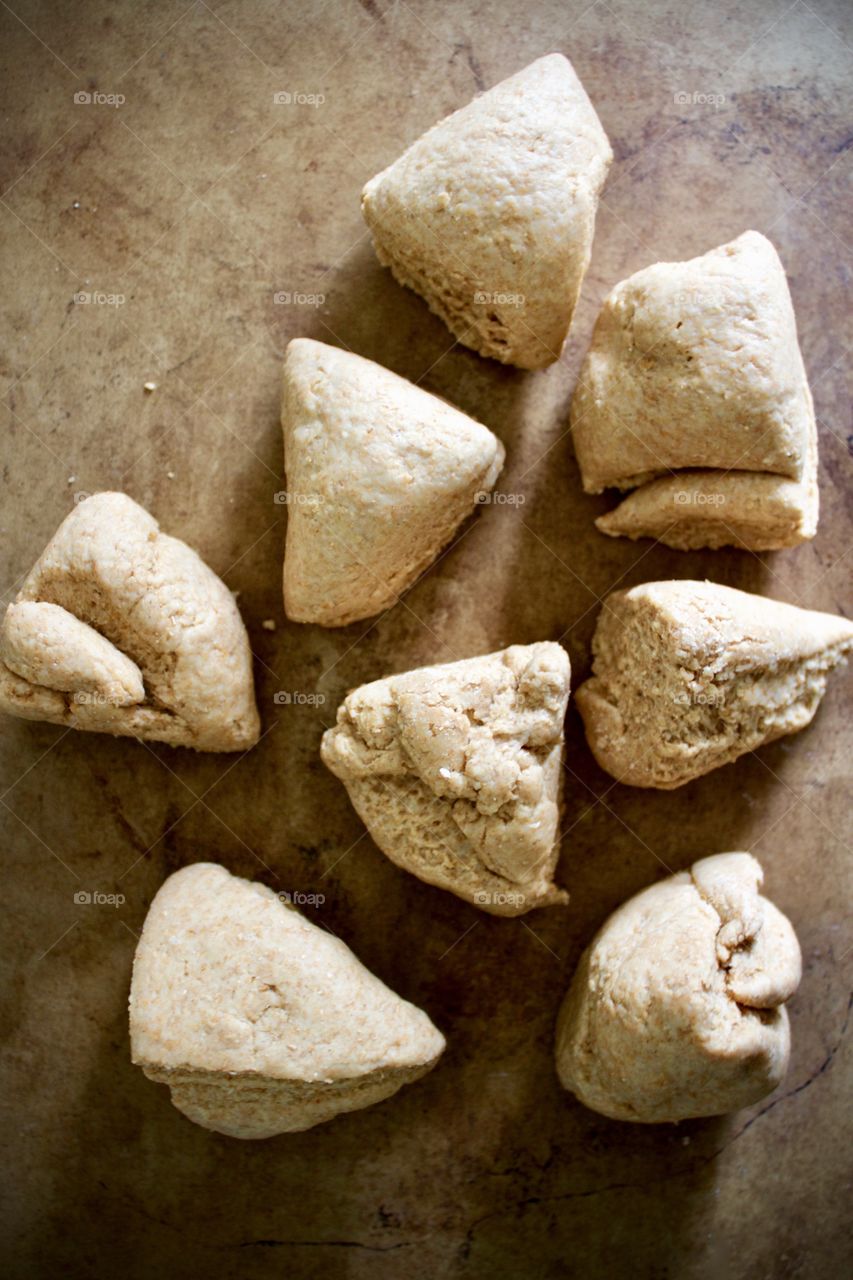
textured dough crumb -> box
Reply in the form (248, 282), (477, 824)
(321, 642), (571, 915)
(575, 579), (853, 788)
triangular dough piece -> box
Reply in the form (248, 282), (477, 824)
(555, 853), (801, 1122)
(0, 493), (260, 751)
(571, 231), (818, 549)
(575, 580), (853, 788)
(282, 338), (505, 626)
(129, 863), (445, 1138)
(321, 643), (571, 914)
(361, 54), (612, 369)
(594, 469), (817, 551)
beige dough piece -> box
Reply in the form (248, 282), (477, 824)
(321, 643), (571, 915)
(575, 580), (853, 789)
(282, 338), (504, 627)
(555, 853), (802, 1122)
(595, 470), (816, 552)
(571, 231), (818, 549)
(1, 601), (145, 705)
(361, 54), (612, 369)
(0, 492), (260, 751)
(129, 862), (445, 1138)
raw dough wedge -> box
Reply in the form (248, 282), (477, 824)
(555, 860), (794, 1121)
(282, 338), (504, 626)
(571, 231), (818, 549)
(321, 643), (571, 915)
(0, 493), (260, 751)
(575, 580), (853, 789)
(129, 863), (445, 1138)
(594, 470), (817, 551)
(361, 54), (612, 369)
(555, 853), (801, 1122)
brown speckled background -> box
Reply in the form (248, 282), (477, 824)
(1, 1), (851, 1277)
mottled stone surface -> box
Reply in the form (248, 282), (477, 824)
(0, 2), (851, 1277)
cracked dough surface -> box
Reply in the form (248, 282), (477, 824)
(362, 53), (612, 369)
(571, 231), (818, 549)
(282, 338), (504, 627)
(575, 580), (853, 789)
(321, 642), (571, 915)
(0, 492), (260, 751)
(555, 852), (802, 1122)
(129, 862), (445, 1138)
